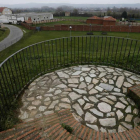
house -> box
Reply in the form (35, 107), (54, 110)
(86, 16), (116, 26)
(65, 12), (70, 17)
(0, 7), (12, 15)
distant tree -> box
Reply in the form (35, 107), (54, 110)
(72, 9), (79, 16)
(121, 11), (127, 18)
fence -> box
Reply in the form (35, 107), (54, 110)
(21, 23), (140, 33)
(0, 36), (140, 118)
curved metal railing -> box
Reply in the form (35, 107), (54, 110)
(0, 36), (140, 117)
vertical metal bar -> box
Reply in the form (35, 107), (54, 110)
(41, 42), (45, 73)
(44, 41), (48, 71)
(88, 36), (91, 64)
(134, 46), (140, 73)
(78, 37), (79, 64)
(48, 41), (51, 70)
(51, 40), (55, 69)
(71, 37), (72, 64)
(0, 68), (10, 105)
(114, 38), (120, 66)
(85, 36), (87, 63)
(36, 44), (41, 73)
(63, 38), (65, 66)
(100, 36), (103, 63)
(107, 37), (111, 64)
(29, 45), (34, 78)
(130, 40), (138, 70)
(67, 38), (68, 65)
(59, 39), (62, 66)
(96, 36), (99, 63)
(126, 40), (133, 69)
(110, 37), (116, 65)
(33, 45), (38, 74)
(19, 51), (26, 84)
(118, 38), (124, 67)
(74, 37), (75, 64)
(8, 58), (18, 93)
(91, 36), (95, 64)
(81, 37), (83, 64)
(123, 39), (128, 61)
(15, 53), (24, 87)
(5, 61), (16, 98)
(55, 39), (58, 68)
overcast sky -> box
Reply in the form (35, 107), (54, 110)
(0, 0), (140, 4)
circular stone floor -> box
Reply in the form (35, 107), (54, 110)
(19, 65), (140, 133)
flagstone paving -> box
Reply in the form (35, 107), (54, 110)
(19, 65), (140, 133)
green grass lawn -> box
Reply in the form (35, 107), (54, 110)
(0, 28), (10, 42)
(54, 16), (89, 20)
(32, 20), (87, 27)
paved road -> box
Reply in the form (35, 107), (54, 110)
(0, 24), (23, 52)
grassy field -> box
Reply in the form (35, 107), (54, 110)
(0, 24), (140, 131)
(54, 16), (89, 20)
(32, 20), (87, 26)
(0, 28), (10, 42)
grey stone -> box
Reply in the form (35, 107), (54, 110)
(98, 102), (111, 113)
(116, 76), (124, 88)
(20, 111), (29, 120)
(61, 98), (70, 103)
(109, 80), (114, 85)
(116, 110), (124, 120)
(84, 103), (94, 110)
(99, 118), (116, 127)
(89, 88), (98, 94)
(68, 84), (78, 88)
(121, 122), (133, 129)
(100, 97), (114, 105)
(32, 100), (41, 106)
(92, 79), (99, 84)
(86, 123), (98, 131)
(72, 71), (82, 75)
(44, 93), (53, 97)
(85, 112), (97, 123)
(57, 71), (69, 78)
(115, 102), (125, 109)
(81, 68), (91, 71)
(72, 103), (84, 116)
(26, 97), (35, 101)
(105, 68), (114, 72)
(48, 88), (55, 92)
(119, 97), (128, 105)
(44, 101), (51, 106)
(126, 78), (134, 84)
(108, 129), (116, 133)
(134, 117), (140, 127)
(78, 99), (85, 106)
(83, 96), (89, 101)
(89, 96), (99, 103)
(99, 83), (114, 91)
(100, 127), (107, 133)
(107, 95), (117, 101)
(79, 82), (86, 89)
(123, 82), (132, 88)
(118, 125), (127, 132)
(90, 108), (103, 117)
(95, 86), (103, 92)
(73, 88), (87, 94)
(130, 75), (140, 81)
(133, 108), (139, 115)
(35, 114), (42, 119)
(69, 92), (81, 100)
(125, 106), (131, 113)
(111, 92), (125, 97)
(48, 100), (59, 109)
(107, 112), (115, 117)
(89, 74), (96, 78)
(56, 84), (67, 88)
(114, 88), (121, 92)
(27, 106), (36, 111)
(72, 113), (83, 122)
(99, 72), (106, 78)
(39, 106), (47, 112)
(97, 67), (105, 72)
(85, 76), (92, 83)
(90, 70), (96, 74)
(43, 111), (54, 115)
(80, 77), (84, 82)
(88, 84), (94, 90)
(59, 103), (71, 109)
(127, 98), (135, 106)
(125, 114), (133, 122)
(54, 90), (62, 95)
(68, 78), (79, 84)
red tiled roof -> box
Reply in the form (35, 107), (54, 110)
(25, 20), (32, 24)
(88, 16), (102, 20)
(103, 16), (116, 21)
(0, 7), (6, 13)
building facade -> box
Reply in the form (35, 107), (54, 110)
(0, 7), (12, 15)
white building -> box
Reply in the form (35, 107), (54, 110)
(0, 7), (12, 15)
